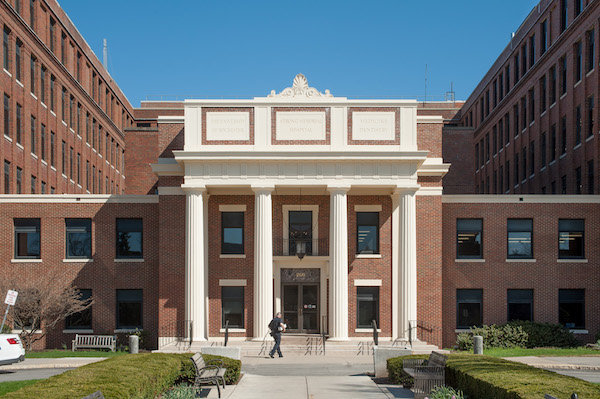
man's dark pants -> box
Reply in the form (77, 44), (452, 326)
(270, 333), (282, 357)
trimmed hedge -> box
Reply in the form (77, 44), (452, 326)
(508, 321), (580, 348)
(387, 354), (600, 399)
(2, 353), (241, 399)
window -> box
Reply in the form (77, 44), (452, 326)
(456, 219), (482, 259)
(576, 166), (582, 194)
(40, 124), (45, 160)
(357, 212), (379, 254)
(66, 219), (91, 259)
(540, 76), (546, 113)
(514, 153), (519, 185)
(30, 56), (35, 95)
(14, 218), (40, 259)
(40, 181), (45, 194)
(50, 131), (55, 167)
(559, 219), (584, 259)
(587, 96), (594, 138)
(65, 289), (92, 330)
(514, 54), (520, 83)
(550, 124), (557, 161)
(116, 219), (143, 259)
(574, 0), (583, 18)
(50, 75), (55, 111)
(357, 287), (379, 329)
(29, 0), (35, 29)
(513, 104), (519, 137)
(457, 289), (482, 329)
(221, 212), (244, 254)
(76, 153), (80, 184)
(69, 146), (73, 179)
(30, 175), (35, 193)
(16, 167), (21, 193)
(550, 66), (557, 104)
(587, 29), (595, 73)
(15, 103), (21, 144)
(575, 105), (581, 145)
(507, 219), (533, 259)
(116, 290), (142, 329)
(560, 56), (567, 95)
(221, 286), (244, 329)
(541, 20), (548, 55)
(522, 147), (527, 181)
(493, 126), (497, 155)
(528, 89), (534, 123)
(507, 289), (533, 322)
(61, 140), (66, 173)
(29, 115), (34, 154)
(505, 65), (510, 92)
(562, 175), (567, 194)
(4, 160), (9, 193)
(529, 35), (535, 67)
(540, 132), (547, 168)
(85, 160), (89, 189)
(60, 32), (66, 64)
(587, 160), (594, 194)
(521, 44), (527, 75)
(505, 160), (510, 191)
(575, 41), (582, 82)
(61, 87), (66, 121)
(560, 0), (568, 33)
(560, 117), (567, 155)
(15, 39), (22, 81)
(69, 95), (74, 127)
(521, 97), (527, 130)
(529, 141), (535, 176)
(288, 211), (312, 256)
(485, 132), (489, 160)
(559, 289), (584, 329)
(2, 26), (9, 71)
(40, 66), (45, 103)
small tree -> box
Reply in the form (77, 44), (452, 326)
(0, 270), (93, 351)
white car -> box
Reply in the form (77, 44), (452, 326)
(0, 334), (25, 366)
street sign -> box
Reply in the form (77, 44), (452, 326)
(4, 290), (18, 306)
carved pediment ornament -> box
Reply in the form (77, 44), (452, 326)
(268, 73), (333, 98)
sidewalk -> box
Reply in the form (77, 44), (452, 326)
(503, 356), (600, 370)
(0, 357), (106, 370)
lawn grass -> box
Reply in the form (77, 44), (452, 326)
(25, 350), (127, 358)
(459, 347), (600, 357)
(0, 380), (40, 396)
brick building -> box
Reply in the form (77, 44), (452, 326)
(0, 0), (597, 352)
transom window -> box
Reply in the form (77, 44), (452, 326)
(356, 212), (379, 254)
(221, 212), (244, 255)
(507, 219), (533, 259)
(357, 287), (379, 329)
(14, 218), (40, 259)
(116, 219), (143, 259)
(456, 219), (482, 259)
(457, 289), (482, 329)
(66, 218), (91, 259)
(221, 286), (244, 329)
(559, 219), (584, 259)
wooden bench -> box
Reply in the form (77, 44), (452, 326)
(191, 353), (227, 398)
(72, 334), (116, 352)
(403, 351), (447, 399)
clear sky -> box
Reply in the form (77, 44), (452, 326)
(59, 0), (539, 106)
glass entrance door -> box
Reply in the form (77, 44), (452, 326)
(282, 283), (319, 333)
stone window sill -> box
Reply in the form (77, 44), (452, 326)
(11, 258), (42, 263)
(63, 329), (93, 334)
(220, 328), (245, 333)
(63, 258), (93, 263)
(506, 258), (536, 263)
(455, 259), (485, 263)
(114, 258), (144, 263)
(220, 254), (246, 259)
(557, 258), (587, 263)
(355, 254), (382, 259)
(570, 329), (588, 334)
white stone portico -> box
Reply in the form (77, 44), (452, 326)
(165, 74), (448, 342)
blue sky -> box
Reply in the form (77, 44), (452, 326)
(60, 0), (538, 106)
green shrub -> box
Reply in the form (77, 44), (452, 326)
(456, 324), (528, 350)
(161, 384), (196, 399)
(387, 353), (600, 399)
(2, 353), (241, 399)
(507, 321), (579, 348)
(386, 355), (426, 387)
(428, 385), (465, 399)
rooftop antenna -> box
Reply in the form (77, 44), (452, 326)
(424, 64), (428, 103)
(102, 38), (108, 71)
(445, 82), (455, 103)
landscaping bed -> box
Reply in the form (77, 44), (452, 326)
(387, 354), (600, 399)
(1, 353), (241, 399)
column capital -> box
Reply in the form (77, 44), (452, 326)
(251, 185), (275, 193)
(181, 185), (207, 195)
(392, 186), (420, 197)
(327, 186), (351, 194)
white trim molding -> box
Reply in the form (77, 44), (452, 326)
(506, 259), (536, 263)
(354, 205), (382, 212)
(219, 204), (247, 212)
(557, 259), (588, 263)
(158, 115), (185, 124)
(219, 254), (246, 259)
(416, 186), (443, 196)
(354, 279), (382, 286)
(219, 279), (248, 286)
(63, 259), (93, 263)
(455, 259), (485, 263)
(416, 115), (443, 124)
(0, 195), (158, 204)
(11, 259), (42, 263)
(443, 195), (600, 204)
(355, 254), (382, 259)
(158, 186), (185, 196)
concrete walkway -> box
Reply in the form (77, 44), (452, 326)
(0, 357), (106, 370)
(504, 356), (600, 384)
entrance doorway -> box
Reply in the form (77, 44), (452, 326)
(282, 283), (319, 333)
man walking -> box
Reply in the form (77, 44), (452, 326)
(268, 312), (285, 358)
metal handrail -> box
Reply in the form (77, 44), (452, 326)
(224, 320), (229, 347)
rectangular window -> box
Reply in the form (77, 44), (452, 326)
(540, 132), (547, 168)
(66, 218), (91, 259)
(61, 140), (66, 174)
(2, 26), (8, 71)
(457, 289), (482, 329)
(560, 56), (567, 95)
(587, 160), (594, 194)
(40, 123), (45, 160)
(514, 54), (520, 83)
(560, 117), (567, 155)
(40, 66), (45, 103)
(493, 126), (497, 155)
(505, 65), (510, 92)
(60, 32), (66, 64)
(357, 286), (379, 329)
(116, 218), (143, 259)
(456, 219), (482, 259)
(529, 141), (535, 176)
(587, 96), (594, 138)
(528, 89), (534, 123)
(560, 0), (568, 33)
(505, 160), (510, 191)
(540, 76), (546, 113)
(508, 289), (533, 322)
(574, 0), (583, 18)
(29, 114), (34, 154)
(85, 160), (89, 190)
(514, 153), (519, 185)
(221, 286), (244, 329)
(521, 44), (527, 75)
(69, 95), (74, 127)
(61, 87), (66, 121)
(499, 165), (504, 194)
(550, 66), (557, 104)
(522, 147), (527, 181)
(16, 167), (21, 194)
(50, 75), (55, 111)
(550, 124), (557, 161)
(30, 56), (35, 95)
(30, 175), (35, 193)
(69, 146), (73, 179)
(507, 219), (533, 259)
(521, 97), (527, 130)
(4, 160), (9, 194)
(221, 211), (244, 254)
(357, 212), (379, 254)
(49, 18), (55, 52)
(541, 20), (548, 55)
(15, 103), (21, 144)
(559, 289), (584, 329)
(529, 35), (535, 67)
(575, 167), (582, 194)
(65, 289), (92, 330)
(587, 29), (595, 73)
(575, 41), (582, 82)
(559, 219), (584, 259)
(14, 218), (40, 258)
(50, 131), (55, 167)
(562, 175), (567, 194)
(116, 289), (142, 329)
(40, 181), (45, 194)
(76, 153), (80, 185)
(575, 105), (581, 145)
(29, 0), (35, 29)
(15, 39), (22, 81)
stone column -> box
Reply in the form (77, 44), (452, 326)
(253, 186), (274, 340)
(392, 188), (418, 341)
(328, 187), (350, 341)
(184, 187), (208, 341)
